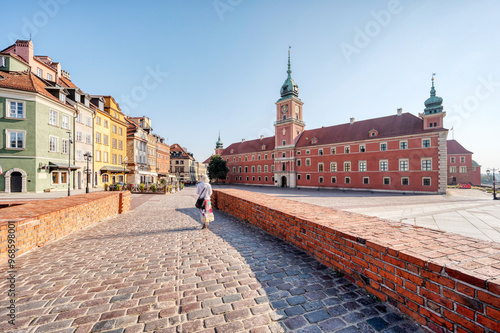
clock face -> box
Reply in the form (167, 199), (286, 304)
(295, 105), (299, 113)
(281, 105), (288, 113)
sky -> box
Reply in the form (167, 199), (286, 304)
(2, 0), (500, 170)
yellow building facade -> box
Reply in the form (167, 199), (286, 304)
(103, 96), (129, 183)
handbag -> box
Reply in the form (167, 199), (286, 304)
(195, 188), (206, 209)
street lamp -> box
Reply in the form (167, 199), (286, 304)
(83, 152), (92, 193)
(122, 156), (128, 184)
(67, 131), (73, 197)
(486, 168), (499, 200)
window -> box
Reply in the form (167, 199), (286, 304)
(344, 162), (351, 172)
(460, 156), (466, 163)
(96, 150), (101, 161)
(282, 140), (286, 146)
(282, 152), (286, 158)
(86, 134), (91, 144)
(331, 176), (337, 183)
(112, 154), (117, 164)
(271, 165), (274, 172)
(49, 136), (58, 152)
(252, 176), (255, 181)
(76, 149), (83, 161)
(264, 165), (268, 172)
(331, 148), (336, 154)
(118, 127), (122, 135)
(104, 135), (108, 145)
(306, 174), (311, 180)
(380, 143), (387, 151)
(62, 139), (69, 154)
(344, 146), (350, 154)
(258, 165), (261, 173)
(265, 154), (268, 159)
(112, 125), (117, 133)
(379, 160), (388, 172)
(6, 130), (25, 149)
(319, 176), (324, 183)
(252, 166), (256, 173)
(244, 166), (248, 173)
(383, 177), (390, 185)
(49, 110), (58, 126)
(258, 155), (261, 160)
(245, 156), (248, 161)
(318, 163), (324, 172)
(460, 166), (467, 173)
(297, 174), (301, 180)
(59, 93), (66, 104)
(345, 177), (351, 184)
(113, 139), (117, 149)
(363, 177), (369, 184)
(265, 176), (268, 182)
(450, 157), (456, 163)
(305, 158), (311, 166)
(330, 162), (337, 172)
(96, 132), (101, 143)
(76, 113), (82, 123)
(7, 100), (25, 119)
(359, 145), (366, 152)
(422, 139), (431, 148)
(0, 56), (5, 67)
(359, 161), (367, 172)
(422, 159), (432, 171)
(306, 150), (310, 154)
(282, 162), (286, 171)
(37, 68), (42, 77)
(76, 131), (82, 142)
(119, 141), (123, 150)
(297, 159), (301, 166)
(104, 152), (108, 163)
(238, 166), (242, 173)
(400, 141), (408, 150)
(258, 176), (261, 181)
(401, 177), (409, 186)
(233, 167), (236, 173)
(96, 116), (101, 125)
(319, 149), (323, 156)
(51, 172), (67, 184)
(450, 166), (457, 173)
(423, 178), (431, 186)
(246, 176), (249, 181)
(399, 159), (409, 171)
(252, 155), (255, 160)
(104, 120), (108, 128)
(47, 73), (52, 81)
(102, 174), (109, 183)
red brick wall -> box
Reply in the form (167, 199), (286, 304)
(213, 189), (500, 333)
(0, 191), (130, 264)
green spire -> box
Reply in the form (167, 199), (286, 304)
(215, 130), (223, 149)
(280, 46), (299, 98)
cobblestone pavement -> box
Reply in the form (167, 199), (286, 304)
(0, 188), (424, 333)
(218, 185), (500, 242)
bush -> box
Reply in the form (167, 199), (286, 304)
(140, 183), (145, 192)
(116, 184), (121, 191)
(104, 183), (109, 191)
(152, 184), (156, 193)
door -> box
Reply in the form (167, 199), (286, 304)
(281, 176), (287, 188)
(11, 172), (22, 192)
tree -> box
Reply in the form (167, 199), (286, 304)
(208, 155), (229, 182)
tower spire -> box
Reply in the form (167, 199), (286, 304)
(287, 46), (292, 77)
(280, 46), (299, 98)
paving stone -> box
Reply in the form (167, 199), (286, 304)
(215, 321), (244, 332)
(304, 309), (330, 323)
(34, 319), (74, 333)
(284, 305), (305, 316)
(318, 317), (347, 331)
(91, 319), (116, 332)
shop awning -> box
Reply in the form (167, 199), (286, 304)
(100, 166), (131, 173)
(49, 162), (80, 170)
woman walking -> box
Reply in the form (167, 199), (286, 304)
(196, 175), (214, 229)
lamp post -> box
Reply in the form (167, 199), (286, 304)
(83, 152), (92, 193)
(486, 168), (499, 200)
(122, 156), (128, 184)
(67, 131), (73, 197)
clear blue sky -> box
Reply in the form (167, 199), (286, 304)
(2, 0), (499, 170)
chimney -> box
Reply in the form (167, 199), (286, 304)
(14, 40), (34, 64)
(260, 135), (264, 140)
(350, 117), (355, 125)
(242, 139), (245, 142)
(397, 108), (403, 116)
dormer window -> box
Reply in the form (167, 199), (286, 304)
(47, 73), (52, 81)
(59, 93), (66, 103)
(36, 68), (42, 77)
(261, 145), (266, 150)
(0, 56), (5, 67)
(369, 129), (378, 137)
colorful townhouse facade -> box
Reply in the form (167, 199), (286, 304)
(0, 48), (79, 193)
(170, 144), (195, 182)
(103, 96), (128, 183)
(127, 116), (157, 184)
(154, 134), (170, 180)
(216, 52), (448, 194)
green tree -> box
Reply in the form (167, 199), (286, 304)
(208, 155), (229, 182)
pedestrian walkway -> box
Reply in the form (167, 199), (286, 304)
(0, 188), (423, 333)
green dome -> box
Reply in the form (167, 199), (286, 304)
(424, 78), (443, 114)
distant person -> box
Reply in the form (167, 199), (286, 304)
(196, 175), (214, 229)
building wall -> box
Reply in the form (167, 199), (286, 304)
(447, 153), (473, 185)
(74, 105), (94, 190)
(472, 165), (481, 186)
(94, 109), (112, 186)
(105, 97), (128, 183)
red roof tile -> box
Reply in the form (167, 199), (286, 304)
(221, 136), (276, 156)
(59, 75), (77, 88)
(296, 113), (444, 147)
(447, 140), (473, 155)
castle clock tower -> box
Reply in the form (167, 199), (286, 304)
(274, 48), (305, 188)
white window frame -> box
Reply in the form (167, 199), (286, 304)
(47, 73), (53, 81)
(318, 163), (324, 172)
(0, 56), (5, 67)
(331, 176), (337, 183)
(330, 162), (337, 172)
(104, 135), (108, 146)
(422, 138), (431, 148)
(76, 131), (83, 142)
(76, 113), (82, 123)
(62, 139), (69, 155)
(330, 147), (336, 154)
(450, 157), (456, 163)
(86, 133), (91, 145)
(96, 150), (101, 162)
(49, 110), (58, 126)
(399, 159), (409, 172)
(400, 140), (408, 150)
(383, 177), (390, 185)
(421, 158), (432, 171)
(359, 161), (367, 172)
(380, 142), (387, 151)
(460, 156), (466, 163)
(345, 177), (351, 184)
(118, 127), (122, 135)
(422, 177), (431, 186)
(49, 136), (58, 152)
(76, 149), (83, 161)
(459, 166), (467, 174)
(450, 166), (457, 173)
(305, 158), (311, 166)
(306, 174), (311, 180)
(344, 161), (351, 172)
(379, 160), (388, 172)
(5, 129), (26, 149)
(401, 177), (410, 186)
(344, 146), (350, 154)
(319, 148), (323, 156)
(359, 144), (366, 152)
(363, 177), (369, 184)
(36, 68), (42, 77)
(6, 100), (25, 119)
(104, 152), (108, 163)
(319, 176), (324, 183)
